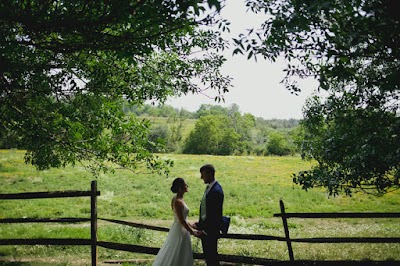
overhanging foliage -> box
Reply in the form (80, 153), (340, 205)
(0, 0), (230, 175)
(235, 0), (400, 195)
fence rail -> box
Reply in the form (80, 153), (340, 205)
(0, 190), (99, 200)
(1, 184), (399, 265)
(0, 238), (92, 246)
(0, 181), (99, 266)
(98, 218), (281, 264)
(97, 240), (275, 265)
(274, 199), (400, 262)
(274, 212), (400, 219)
(99, 217), (169, 232)
(289, 237), (400, 243)
(0, 218), (91, 223)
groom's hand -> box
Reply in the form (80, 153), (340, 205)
(193, 230), (202, 238)
(198, 230), (207, 238)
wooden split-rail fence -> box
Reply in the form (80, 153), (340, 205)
(0, 181), (399, 265)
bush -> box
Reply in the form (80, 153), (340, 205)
(266, 131), (295, 156)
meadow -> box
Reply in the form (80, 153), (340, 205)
(0, 149), (399, 265)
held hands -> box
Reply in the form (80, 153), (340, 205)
(189, 222), (206, 238)
(191, 229), (206, 238)
(192, 230), (202, 237)
(190, 222), (198, 229)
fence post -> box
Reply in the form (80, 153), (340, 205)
(279, 199), (294, 262)
(91, 181), (98, 266)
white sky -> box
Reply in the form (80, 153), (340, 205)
(166, 1), (318, 119)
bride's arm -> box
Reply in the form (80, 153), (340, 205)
(173, 199), (197, 235)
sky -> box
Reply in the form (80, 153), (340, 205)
(166, 1), (318, 120)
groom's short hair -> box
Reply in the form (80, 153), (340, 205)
(200, 164), (215, 176)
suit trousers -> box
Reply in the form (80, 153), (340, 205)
(201, 234), (219, 266)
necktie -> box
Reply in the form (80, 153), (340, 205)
(200, 185), (209, 221)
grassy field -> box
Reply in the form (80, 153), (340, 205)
(0, 149), (399, 265)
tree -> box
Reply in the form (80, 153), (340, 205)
(232, 112), (256, 155)
(0, 0), (230, 175)
(166, 112), (185, 153)
(146, 124), (168, 153)
(196, 104), (229, 118)
(235, 0), (399, 195)
(266, 131), (295, 156)
(296, 94), (399, 195)
(183, 115), (240, 155)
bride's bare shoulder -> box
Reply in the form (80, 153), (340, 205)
(173, 197), (184, 209)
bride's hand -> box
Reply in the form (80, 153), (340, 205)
(190, 222), (199, 229)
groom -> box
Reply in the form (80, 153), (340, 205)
(193, 164), (224, 266)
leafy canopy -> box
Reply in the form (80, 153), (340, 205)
(183, 114), (240, 155)
(235, 0), (400, 195)
(0, 0), (230, 175)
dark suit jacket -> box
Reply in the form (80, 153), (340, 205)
(198, 181), (224, 236)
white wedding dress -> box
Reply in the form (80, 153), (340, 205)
(152, 199), (194, 266)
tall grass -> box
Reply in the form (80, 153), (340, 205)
(0, 149), (399, 264)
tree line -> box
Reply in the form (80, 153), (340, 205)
(124, 103), (301, 156)
(1, 102), (300, 157)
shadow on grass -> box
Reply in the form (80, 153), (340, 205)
(255, 262), (400, 266)
(1, 260), (399, 266)
(0, 263), (35, 266)
(0, 263), (70, 266)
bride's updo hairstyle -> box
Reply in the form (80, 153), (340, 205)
(171, 177), (185, 193)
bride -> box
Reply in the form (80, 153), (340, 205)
(153, 178), (200, 266)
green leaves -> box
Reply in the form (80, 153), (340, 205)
(0, 0), (228, 176)
(295, 90), (400, 196)
(183, 114), (240, 155)
(239, 0), (400, 195)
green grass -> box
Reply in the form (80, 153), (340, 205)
(0, 149), (399, 264)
